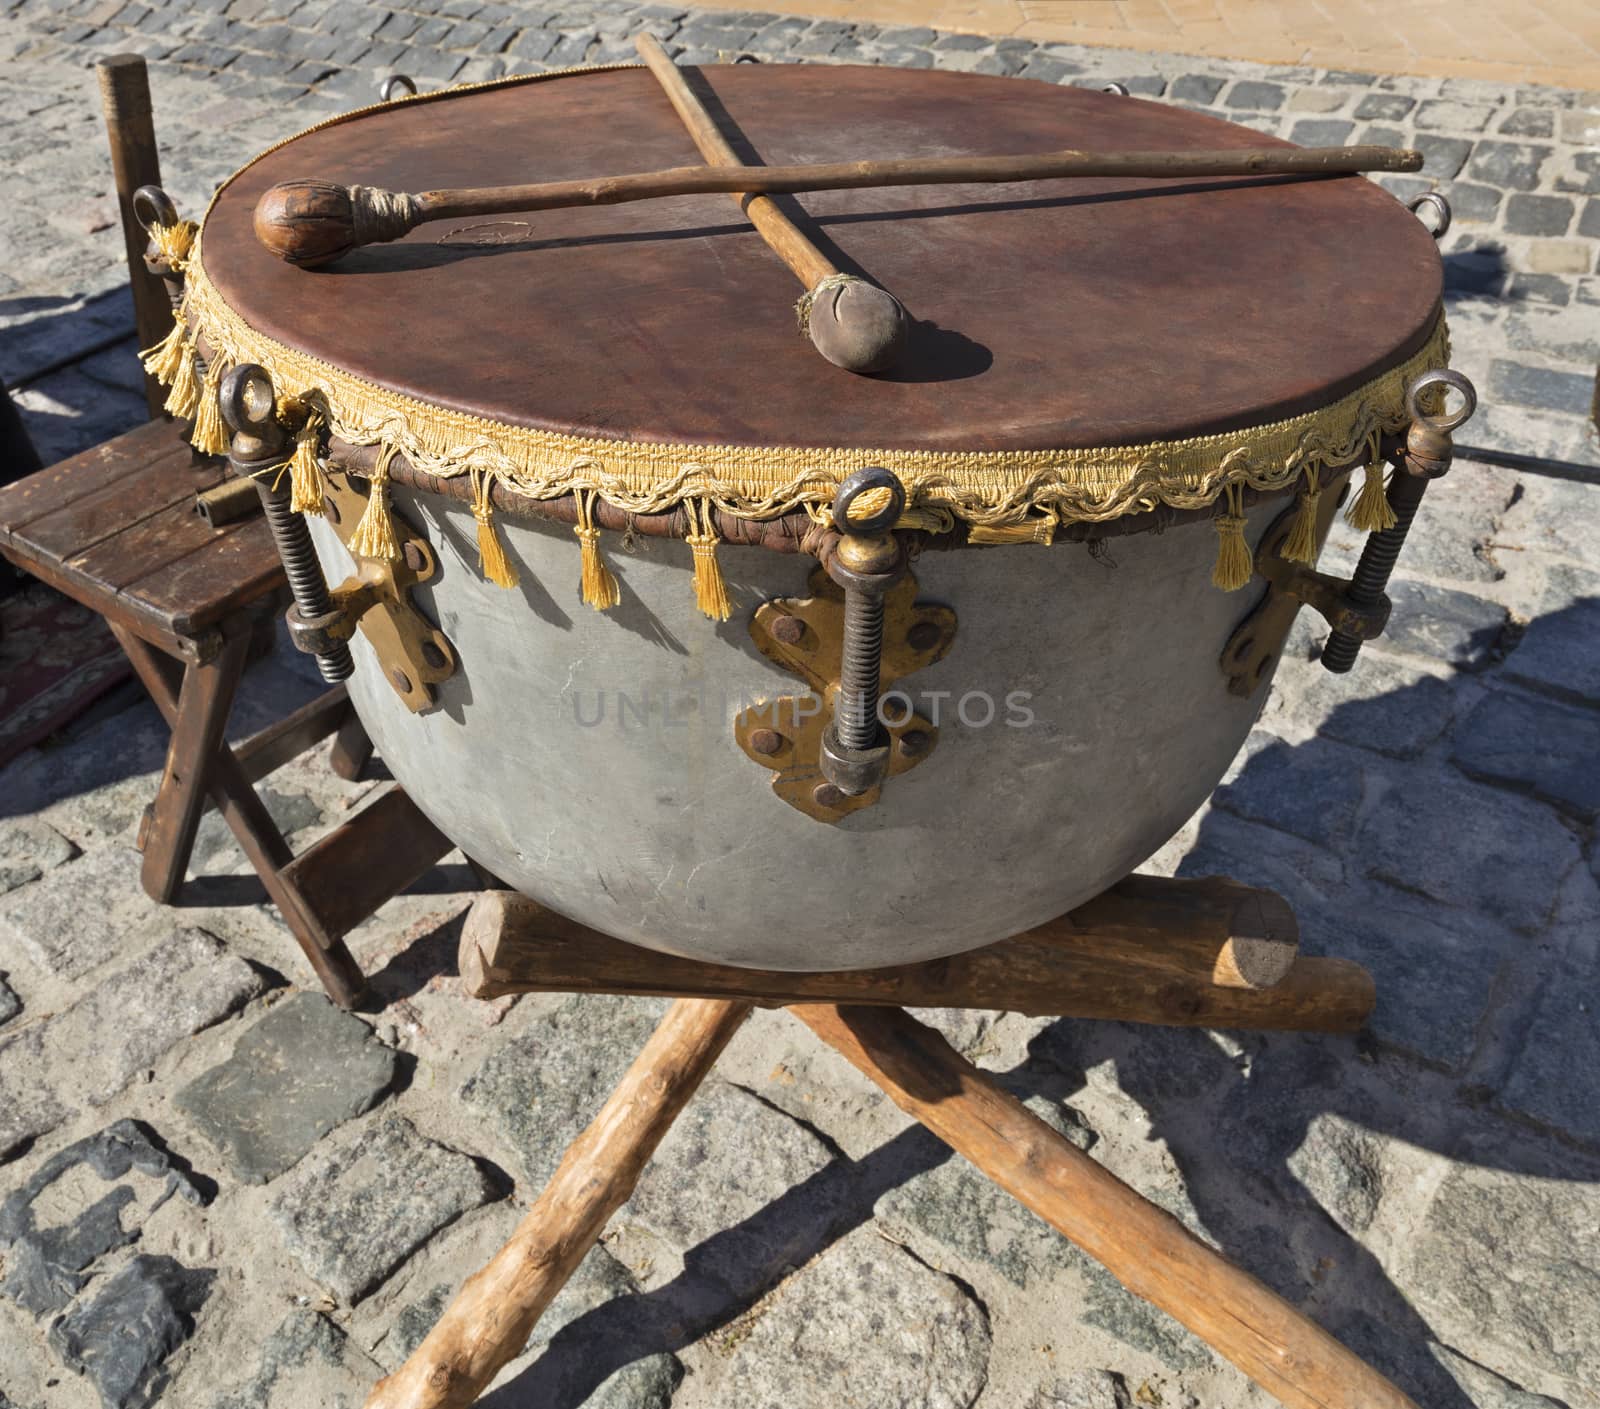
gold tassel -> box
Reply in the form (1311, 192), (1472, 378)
(573, 488), (619, 610)
(163, 341), (201, 419)
(1211, 483), (1254, 591)
(1281, 467), (1321, 566)
(140, 315), (188, 387)
(188, 356), (231, 455)
(289, 413), (326, 517)
(471, 470), (519, 589)
(149, 220), (199, 272)
(349, 445), (402, 561)
(1346, 440), (1397, 533)
(685, 499), (731, 622)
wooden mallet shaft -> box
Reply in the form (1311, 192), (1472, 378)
(633, 32), (906, 373)
(254, 147), (1423, 269)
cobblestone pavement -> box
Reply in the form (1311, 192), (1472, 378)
(2, 4), (1599, 1409)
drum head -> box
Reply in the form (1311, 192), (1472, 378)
(199, 64), (1442, 455)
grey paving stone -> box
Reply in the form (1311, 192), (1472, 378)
(1505, 565), (1600, 705)
(1354, 92), (1413, 120)
(459, 994), (666, 1186)
(175, 991), (397, 1184)
(1580, 198), (1600, 241)
(1404, 1149), (1600, 1396)
(1224, 79), (1284, 110)
(0, 847), (155, 981)
(1468, 140), (1552, 190)
(268, 1115), (495, 1302)
(1558, 107), (1600, 145)
(0, 1027), (70, 1160)
(1439, 180), (1504, 226)
(1213, 734), (1368, 846)
(1357, 769), (1582, 935)
(1450, 689), (1600, 820)
(1170, 73), (1223, 104)
(1269, 650), (1459, 759)
(1416, 98), (1493, 131)
(1489, 359), (1595, 415)
(1496, 950), (1600, 1145)
(48, 1254), (213, 1409)
(55, 927), (266, 1105)
(1500, 106), (1555, 138)
(0, 818), (76, 896)
(1504, 192), (1575, 236)
(1288, 86), (1351, 113)
(1289, 117), (1353, 145)
(1381, 579), (1511, 670)
(713, 1225), (991, 1408)
(1553, 150), (1600, 195)
(1414, 133), (1473, 179)
(0, 1120), (207, 1318)
(1507, 271), (1573, 306)
(207, 1309), (377, 1409)
(0, 977), (17, 1029)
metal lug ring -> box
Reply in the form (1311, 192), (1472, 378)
(831, 466), (906, 536)
(132, 184), (178, 235)
(733, 53), (761, 63)
(219, 364), (277, 438)
(1406, 368), (1477, 433)
(1101, 81), (1130, 96)
(379, 74), (418, 101)
(1407, 192), (1452, 241)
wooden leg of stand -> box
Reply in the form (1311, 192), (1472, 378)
(328, 706), (373, 781)
(794, 1005), (1417, 1409)
(366, 998), (753, 1409)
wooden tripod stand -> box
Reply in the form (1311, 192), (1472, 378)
(364, 874), (1418, 1409)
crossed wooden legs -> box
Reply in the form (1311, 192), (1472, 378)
(113, 616), (458, 1008)
(365, 885), (1418, 1409)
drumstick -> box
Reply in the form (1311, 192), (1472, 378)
(255, 146), (1424, 268)
(633, 32), (906, 374)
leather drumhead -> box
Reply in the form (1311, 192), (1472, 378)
(200, 64), (1443, 453)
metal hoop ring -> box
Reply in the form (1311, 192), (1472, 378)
(832, 467), (906, 535)
(379, 74), (418, 102)
(132, 184), (177, 234)
(1406, 368), (1477, 433)
(219, 364), (277, 437)
(1101, 81), (1130, 96)
(1407, 192), (1452, 241)
(733, 53), (761, 63)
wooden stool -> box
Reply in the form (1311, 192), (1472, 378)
(0, 421), (452, 1007)
(365, 876), (1416, 1409)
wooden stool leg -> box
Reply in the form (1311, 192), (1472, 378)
(328, 706), (373, 781)
(110, 624), (366, 1008)
(121, 631), (250, 903)
(794, 1004), (1418, 1409)
(366, 998), (753, 1409)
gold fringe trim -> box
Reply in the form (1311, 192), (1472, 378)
(349, 444), (402, 561)
(471, 469), (519, 589)
(685, 498), (732, 621)
(1347, 432), (1397, 533)
(180, 247), (1451, 538)
(1281, 466), (1321, 566)
(290, 411), (327, 516)
(150, 219), (199, 272)
(1211, 483), (1254, 591)
(141, 304), (189, 386)
(189, 356), (231, 455)
(573, 488), (620, 610)
(969, 513), (1058, 545)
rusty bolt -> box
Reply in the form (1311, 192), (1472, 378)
(749, 727), (784, 757)
(770, 614), (806, 645)
(906, 620), (941, 651)
(812, 782), (846, 809)
(898, 729), (932, 758)
(421, 641), (446, 670)
(389, 667), (413, 694)
(402, 541), (427, 573)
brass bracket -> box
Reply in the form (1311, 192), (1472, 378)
(317, 467), (458, 713)
(1220, 480), (1388, 697)
(735, 566), (955, 823)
